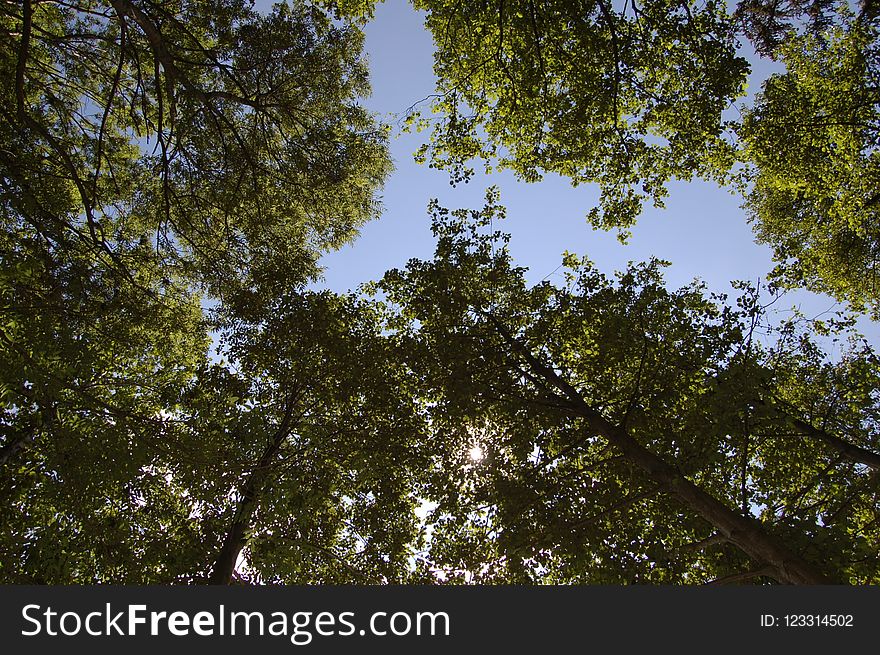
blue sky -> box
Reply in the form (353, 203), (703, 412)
(310, 0), (877, 345)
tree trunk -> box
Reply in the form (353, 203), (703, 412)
(208, 407), (294, 585)
(491, 316), (837, 584)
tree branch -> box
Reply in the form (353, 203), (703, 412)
(15, 0), (32, 118)
(706, 566), (776, 585)
(483, 310), (837, 584)
(208, 400), (297, 585)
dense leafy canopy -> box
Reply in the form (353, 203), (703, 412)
(411, 0), (748, 232)
(377, 196), (879, 584)
(412, 0), (880, 311)
(740, 5), (880, 315)
(0, 0), (397, 583)
(1, 0), (390, 301)
(1, 0), (879, 585)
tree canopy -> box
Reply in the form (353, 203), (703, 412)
(1, 0), (395, 583)
(1, 0), (878, 585)
(411, 0), (880, 313)
(376, 194), (879, 584)
(1, 0), (390, 302)
(410, 0), (748, 232)
(740, 4), (880, 315)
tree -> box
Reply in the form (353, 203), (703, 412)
(195, 291), (432, 585)
(377, 193), (879, 584)
(0, 240), (210, 581)
(0, 0), (397, 582)
(0, 288), (435, 583)
(0, 160), (209, 581)
(409, 0), (749, 232)
(739, 4), (880, 315)
(3, 0), (878, 587)
(734, 0), (843, 57)
(1, 0), (390, 303)
(409, 0), (880, 313)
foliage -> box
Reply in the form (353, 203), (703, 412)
(409, 0), (749, 233)
(0, 0), (396, 583)
(377, 195), (879, 584)
(734, 0), (844, 57)
(175, 292), (432, 584)
(0, 0), (391, 302)
(1, 0), (879, 586)
(0, 282), (434, 582)
(740, 6), (880, 315)
(410, 0), (880, 312)
(0, 228), (210, 581)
